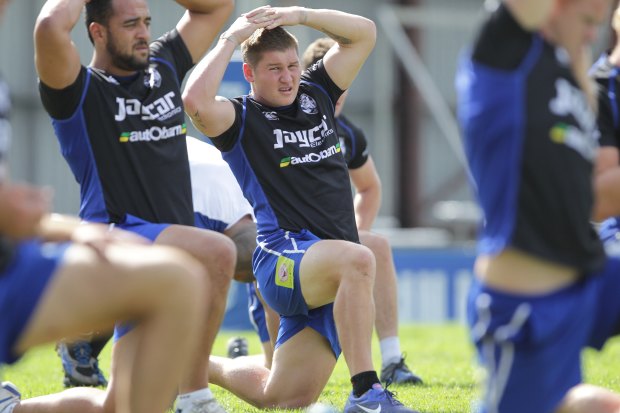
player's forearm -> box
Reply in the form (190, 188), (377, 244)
(184, 38), (234, 103)
(182, 37), (235, 133)
(175, 0), (233, 14)
(354, 190), (381, 232)
(300, 7), (376, 49)
(36, 0), (86, 36)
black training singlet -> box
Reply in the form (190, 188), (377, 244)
(213, 61), (359, 242)
(39, 30), (194, 226)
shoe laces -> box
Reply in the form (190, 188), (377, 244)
(385, 354), (413, 375)
(70, 342), (93, 366)
(381, 382), (404, 407)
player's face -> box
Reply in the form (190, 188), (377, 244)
(104, 0), (151, 71)
(553, 0), (608, 51)
(247, 48), (301, 107)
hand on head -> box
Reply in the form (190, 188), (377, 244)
(227, 6), (306, 45)
(245, 6), (306, 30)
(225, 6), (276, 45)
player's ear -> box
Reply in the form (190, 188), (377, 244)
(243, 63), (254, 83)
(89, 22), (105, 44)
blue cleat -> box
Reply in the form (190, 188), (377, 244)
(344, 383), (419, 413)
(0, 382), (20, 413)
(380, 355), (423, 385)
(57, 341), (108, 387)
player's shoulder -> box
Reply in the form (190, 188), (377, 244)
(338, 115), (365, 138)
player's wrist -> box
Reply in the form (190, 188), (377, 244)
(297, 7), (308, 25)
(219, 32), (240, 47)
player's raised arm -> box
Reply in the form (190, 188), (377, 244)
(183, 6), (274, 138)
(174, 0), (234, 64)
(282, 7), (376, 91)
(34, 0), (85, 89)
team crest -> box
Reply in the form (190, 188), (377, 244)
(263, 111), (279, 121)
(299, 93), (318, 115)
(275, 256), (295, 289)
(144, 67), (162, 89)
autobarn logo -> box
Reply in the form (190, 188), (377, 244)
(118, 123), (186, 143)
(279, 143), (341, 167)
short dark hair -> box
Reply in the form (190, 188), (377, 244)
(85, 0), (114, 44)
(301, 37), (335, 70)
(241, 27), (298, 68)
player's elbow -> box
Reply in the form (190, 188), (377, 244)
(357, 17), (377, 49)
(34, 13), (60, 43)
(182, 89), (202, 119)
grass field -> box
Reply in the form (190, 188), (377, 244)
(3, 324), (620, 412)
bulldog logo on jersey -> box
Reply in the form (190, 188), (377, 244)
(263, 111), (279, 121)
(144, 67), (162, 89)
(275, 256), (294, 289)
(300, 94), (318, 115)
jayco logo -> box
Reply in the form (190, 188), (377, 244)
(549, 79), (595, 131)
(273, 118), (334, 149)
(548, 79), (598, 161)
(115, 92), (181, 122)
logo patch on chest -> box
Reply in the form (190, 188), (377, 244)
(300, 93), (318, 115)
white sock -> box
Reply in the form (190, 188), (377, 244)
(379, 336), (402, 368)
(175, 387), (214, 410)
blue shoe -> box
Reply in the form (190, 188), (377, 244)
(380, 355), (423, 385)
(0, 382), (20, 413)
(57, 341), (108, 387)
(343, 383), (419, 413)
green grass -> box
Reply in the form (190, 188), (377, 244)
(3, 324), (620, 412)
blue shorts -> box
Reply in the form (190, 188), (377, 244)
(247, 283), (271, 343)
(194, 212), (228, 233)
(116, 213), (170, 241)
(253, 229), (340, 358)
(0, 240), (69, 365)
(113, 214), (170, 341)
(468, 257), (620, 413)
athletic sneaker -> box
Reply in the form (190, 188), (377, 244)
(57, 341), (108, 387)
(175, 398), (228, 413)
(380, 355), (423, 385)
(226, 336), (248, 359)
(0, 382), (20, 413)
(343, 383), (419, 413)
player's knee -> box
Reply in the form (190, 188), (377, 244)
(346, 244), (376, 280)
(558, 384), (620, 413)
(203, 233), (237, 281)
(215, 235), (237, 278)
